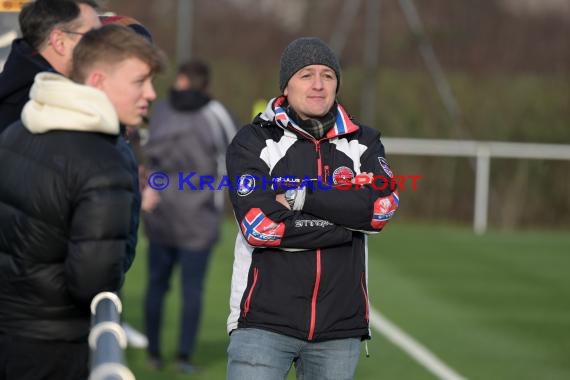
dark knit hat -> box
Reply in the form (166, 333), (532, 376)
(279, 37), (341, 93)
(99, 15), (153, 42)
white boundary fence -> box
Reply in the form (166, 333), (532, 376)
(89, 292), (135, 380)
(383, 137), (570, 234)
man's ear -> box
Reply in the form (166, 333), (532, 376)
(283, 86), (289, 96)
(47, 29), (66, 56)
(85, 70), (106, 89)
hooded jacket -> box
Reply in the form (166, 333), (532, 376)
(0, 38), (140, 271)
(226, 97), (399, 342)
(0, 73), (133, 342)
(0, 38), (53, 133)
(143, 89), (236, 250)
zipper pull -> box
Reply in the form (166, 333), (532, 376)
(323, 165), (330, 185)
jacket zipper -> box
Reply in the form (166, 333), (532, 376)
(286, 125), (327, 183)
(315, 140), (323, 178)
(323, 165), (330, 185)
(360, 272), (370, 323)
(243, 267), (259, 317)
(308, 248), (322, 340)
(308, 140), (326, 340)
(287, 132), (325, 340)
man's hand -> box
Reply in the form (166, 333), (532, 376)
(276, 194), (291, 210)
(353, 172), (373, 184)
(142, 186), (160, 212)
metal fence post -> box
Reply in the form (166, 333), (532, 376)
(474, 145), (491, 235)
(89, 292), (135, 380)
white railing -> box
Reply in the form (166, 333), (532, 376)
(89, 292), (135, 380)
(383, 137), (570, 234)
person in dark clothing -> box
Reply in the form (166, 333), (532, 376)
(142, 60), (236, 373)
(225, 37), (400, 379)
(1, 4), (152, 273)
(0, 0), (101, 133)
(0, 25), (163, 380)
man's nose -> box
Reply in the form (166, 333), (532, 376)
(145, 81), (157, 101)
(312, 76), (324, 90)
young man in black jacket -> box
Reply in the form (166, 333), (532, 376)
(0, 25), (162, 380)
(1, 0), (150, 278)
(226, 37), (400, 379)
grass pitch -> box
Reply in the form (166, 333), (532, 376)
(122, 220), (570, 380)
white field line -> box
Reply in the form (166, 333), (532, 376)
(369, 306), (468, 380)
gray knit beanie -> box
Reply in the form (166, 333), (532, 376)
(279, 37), (341, 93)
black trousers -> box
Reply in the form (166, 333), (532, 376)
(0, 334), (89, 380)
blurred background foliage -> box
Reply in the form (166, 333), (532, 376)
(101, 0), (569, 230)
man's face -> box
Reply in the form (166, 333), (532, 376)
(97, 57), (157, 126)
(283, 64), (337, 120)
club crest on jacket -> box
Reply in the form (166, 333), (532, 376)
(237, 174), (256, 196)
(333, 166), (355, 185)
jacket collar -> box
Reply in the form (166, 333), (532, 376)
(0, 38), (54, 100)
(259, 96), (359, 139)
(169, 89), (211, 111)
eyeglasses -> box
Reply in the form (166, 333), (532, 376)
(62, 30), (86, 37)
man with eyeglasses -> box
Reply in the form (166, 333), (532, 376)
(0, 0), (101, 133)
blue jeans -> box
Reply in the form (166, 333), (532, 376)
(227, 328), (361, 380)
(144, 242), (211, 361)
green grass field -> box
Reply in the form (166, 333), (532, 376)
(122, 220), (570, 380)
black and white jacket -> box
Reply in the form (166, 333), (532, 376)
(226, 97), (399, 342)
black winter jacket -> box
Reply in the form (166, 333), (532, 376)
(226, 97), (399, 342)
(0, 39), (140, 271)
(0, 73), (133, 342)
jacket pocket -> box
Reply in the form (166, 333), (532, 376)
(242, 267), (259, 318)
(360, 272), (370, 323)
